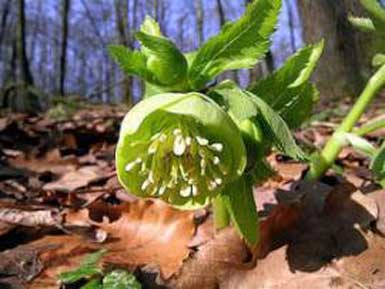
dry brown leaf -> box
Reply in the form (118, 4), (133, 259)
(28, 235), (99, 289)
(64, 199), (196, 279)
(223, 246), (353, 289)
(169, 227), (250, 289)
(43, 165), (109, 192)
(368, 189), (385, 235)
(8, 149), (78, 176)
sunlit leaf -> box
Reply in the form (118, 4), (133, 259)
(188, 0), (281, 89)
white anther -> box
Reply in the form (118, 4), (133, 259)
(210, 143), (223, 152)
(173, 128), (182, 136)
(125, 158), (142, 172)
(213, 156), (220, 165)
(159, 134), (167, 142)
(192, 185), (198, 196)
(148, 171), (154, 183)
(158, 185), (166, 196)
(148, 142), (158, 154)
(173, 134), (186, 156)
(200, 159), (206, 175)
(141, 161), (147, 172)
(185, 136), (192, 146)
(151, 133), (160, 141)
(180, 186), (191, 197)
(215, 178), (223, 185)
(141, 179), (151, 191)
(208, 180), (218, 191)
(196, 136), (209, 146)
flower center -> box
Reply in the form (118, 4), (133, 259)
(124, 124), (227, 199)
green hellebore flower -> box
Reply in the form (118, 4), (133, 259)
(116, 92), (247, 210)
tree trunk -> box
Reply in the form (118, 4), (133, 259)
(194, 0), (204, 45)
(59, 0), (70, 97)
(285, 0), (296, 52)
(114, 0), (133, 106)
(15, 0), (37, 112)
(17, 0), (33, 86)
(0, 0), (11, 56)
(216, 0), (226, 27)
(297, 0), (364, 101)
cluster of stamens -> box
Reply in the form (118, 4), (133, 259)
(124, 126), (227, 199)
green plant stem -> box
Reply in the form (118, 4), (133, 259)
(353, 118), (385, 136)
(306, 64), (385, 181)
(213, 196), (230, 229)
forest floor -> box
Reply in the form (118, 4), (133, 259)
(0, 97), (385, 289)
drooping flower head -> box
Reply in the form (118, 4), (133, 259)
(116, 93), (247, 209)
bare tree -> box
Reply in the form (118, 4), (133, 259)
(59, 0), (70, 96)
(194, 0), (204, 45)
(285, 0), (296, 52)
(114, 0), (133, 106)
(297, 0), (364, 101)
(0, 0), (11, 54)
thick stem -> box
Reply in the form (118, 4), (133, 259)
(306, 64), (385, 181)
(213, 195), (230, 229)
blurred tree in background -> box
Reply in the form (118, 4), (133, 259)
(0, 0), (383, 112)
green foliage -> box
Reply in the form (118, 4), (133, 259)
(349, 0), (385, 64)
(348, 15), (376, 32)
(221, 177), (259, 245)
(371, 141), (385, 188)
(360, 0), (385, 29)
(211, 82), (306, 161)
(188, 0), (281, 89)
(334, 132), (376, 158)
(135, 31), (187, 86)
(110, 1), (323, 245)
(116, 92), (247, 210)
(103, 270), (142, 289)
(58, 249), (106, 284)
(108, 46), (155, 83)
(58, 250), (142, 289)
(249, 41), (324, 128)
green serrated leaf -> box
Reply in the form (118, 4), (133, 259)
(58, 249), (106, 284)
(221, 177), (259, 246)
(211, 80), (258, 121)
(249, 41), (324, 128)
(108, 45), (156, 83)
(82, 249), (107, 267)
(102, 270), (142, 289)
(348, 15), (376, 32)
(278, 83), (320, 128)
(140, 15), (162, 36)
(135, 31), (188, 86)
(188, 0), (281, 89)
(246, 91), (306, 161)
(59, 266), (102, 284)
(371, 141), (385, 188)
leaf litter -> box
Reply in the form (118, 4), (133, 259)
(0, 104), (384, 288)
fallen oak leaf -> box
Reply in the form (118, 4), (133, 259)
(64, 199), (196, 280)
(28, 235), (100, 289)
(43, 165), (110, 192)
(8, 149), (78, 176)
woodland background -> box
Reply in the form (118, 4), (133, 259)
(1, 0), (385, 112)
